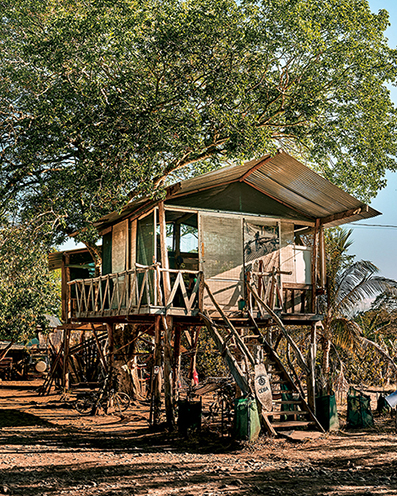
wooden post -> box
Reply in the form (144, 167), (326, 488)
(91, 324), (108, 374)
(62, 328), (70, 389)
(173, 324), (181, 403)
(311, 219), (320, 313)
(150, 316), (162, 425)
(162, 315), (174, 427)
(189, 326), (200, 385)
(64, 253), (71, 322)
(198, 271), (204, 312)
(106, 323), (114, 381)
(307, 323), (317, 414)
(319, 224), (326, 289)
(61, 257), (67, 323)
(158, 201), (171, 303)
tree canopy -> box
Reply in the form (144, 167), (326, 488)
(1, 0), (397, 248)
(0, 223), (61, 342)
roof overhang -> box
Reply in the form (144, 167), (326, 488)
(94, 150), (380, 231)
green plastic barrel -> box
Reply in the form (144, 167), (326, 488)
(234, 397), (261, 441)
(315, 394), (339, 431)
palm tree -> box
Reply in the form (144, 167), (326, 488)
(319, 228), (396, 390)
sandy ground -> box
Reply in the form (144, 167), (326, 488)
(0, 380), (397, 496)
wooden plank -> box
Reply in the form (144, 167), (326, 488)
(320, 205), (367, 226)
(200, 312), (250, 395)
(137, 270), (148, 312)
(166, 271), (182, 309)
(271, 420), (315, 429)
(247, 282), (309, 375)
(187, 276), (200, 312)
(90, 324), (108, 374)
(159, 201), (171, 302)
(204, 282), (255, 367)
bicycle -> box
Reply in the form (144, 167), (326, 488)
(74, 375), (131, 416)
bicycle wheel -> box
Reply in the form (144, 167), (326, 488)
(114, 392), (130, 412)
(74, 396), (96, 415)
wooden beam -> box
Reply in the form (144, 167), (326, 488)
(158, 201), (171, 302)
(239, 154), (276, 182)
(200, 313), (250, 395)
(162, 315), (174, 427)
(320, 206), (368, 226)
(90, 324), (108, 374)
(311, 219), (319, 312)
(247, 281), (310, 375)
(150, 315), (162, 426)
(204, 282), (256, 367)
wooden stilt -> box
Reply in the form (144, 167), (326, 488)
(62, 328), (70, 389)
(150, 315), (162, 425)
(189, 327), (200, 385)
(162, 315), (174, 427)
(106, 323), (114, 381)
(307, 324), (317, 414)
(173, 324), (181, 403)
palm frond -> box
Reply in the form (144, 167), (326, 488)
(329, 317), (362, 351)
(335, 260), (397, 316)
(361, 336), (397, 373)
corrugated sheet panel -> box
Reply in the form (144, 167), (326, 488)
(173, 156), (269, 196)
(94, 150), (381, 229)
(247, 153), (365, 217)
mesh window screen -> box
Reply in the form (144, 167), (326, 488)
(244, 220), (280, 272)
(136, 212), (155, 305)
(137, 213), (154, 266)
(200, 214), (243, 312)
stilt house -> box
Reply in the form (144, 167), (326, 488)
(49, 150), (380, 434)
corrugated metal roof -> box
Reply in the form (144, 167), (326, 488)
(94, 150), (380, 228)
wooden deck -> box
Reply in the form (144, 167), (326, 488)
(67, 263), (323, 325)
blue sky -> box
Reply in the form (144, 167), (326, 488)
(63, 1), (397, 280)
(346, 0), (397, 279)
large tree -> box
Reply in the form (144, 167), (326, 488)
(0, 223), (61, 342)
(1, 0), (397, 253)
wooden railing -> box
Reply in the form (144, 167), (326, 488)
(247, 268), (314, 314)
(67, 264), (203, 319)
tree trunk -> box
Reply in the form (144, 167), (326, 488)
(84, 241), (103, 277)
(321, 337), (331, 394)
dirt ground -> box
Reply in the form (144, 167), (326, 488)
(0, 380), (397, 496)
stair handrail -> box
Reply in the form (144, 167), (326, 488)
(246, 281), (310, 375)
(203, 282), (255, 367)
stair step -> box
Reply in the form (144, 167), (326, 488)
(262, 410), (309, 417)
(272, 400), (303, 405)
(272, 391), (297, 397)
(268, 369), (283, 374)
(270, 420), (315, 429)
(270, 379), (290, 385)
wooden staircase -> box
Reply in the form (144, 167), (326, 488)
(257, 331), (323, 436)
(200, 283), (324, 437)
